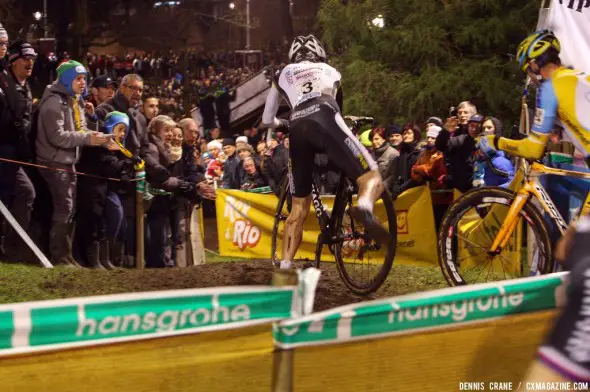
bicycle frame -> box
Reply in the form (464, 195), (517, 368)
(311, 173), (354, 244)
(489, 161), (590, 253)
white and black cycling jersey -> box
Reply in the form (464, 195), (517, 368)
(262, 61), (342, 128)
(276, 61), (341, 109)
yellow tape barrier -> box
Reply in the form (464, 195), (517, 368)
(0, 324), (273, 392)
(292, 310), (556, 392)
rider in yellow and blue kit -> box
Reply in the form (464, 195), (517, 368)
(480, 30), (590, 162)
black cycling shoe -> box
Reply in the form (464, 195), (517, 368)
(350, 207), (391, 246)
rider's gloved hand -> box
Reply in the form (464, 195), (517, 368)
(278, 119), (290, 129)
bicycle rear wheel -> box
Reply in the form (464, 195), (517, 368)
(332, 185), (397, 295)
(271, 177), (292, 268)
(438, 186), (553, 286)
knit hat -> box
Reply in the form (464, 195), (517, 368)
(387, 124), (401, 136)
(0, 23), (7, 41)
(222, 138), (235, 147)
(468, 114), (484, 124)
(57, 60), (88, 96)
(360, 130), (372, 147)
(425, 117), (443, 128)
(207, 140), (222, 151)
(8, 40), (37, 63)
(236, 136), (248, 144)
(104, 111), (130, 145)
(426, 125), (442, 139)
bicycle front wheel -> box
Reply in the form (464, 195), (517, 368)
(332, 187), (397, 295)
(438, 186), (553, 286)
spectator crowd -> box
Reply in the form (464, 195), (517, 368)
(0, 26), (524, 271)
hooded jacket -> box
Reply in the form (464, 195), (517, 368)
(35, 81), (93, 165)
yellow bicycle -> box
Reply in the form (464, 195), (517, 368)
(437, 156), (590, 286)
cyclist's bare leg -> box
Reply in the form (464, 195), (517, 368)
(281, 195), (312, 268)
(356, 170), (385, 211)
(351, 170), (391, 244)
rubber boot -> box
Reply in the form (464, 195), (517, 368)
(124, 255), (135, 269)
(110, 240), (125, 267)
(87, 241), (105, 269)
(99, 240), (116, 270)
(49, 222), (76, 268)
(64, 222), (83, 268)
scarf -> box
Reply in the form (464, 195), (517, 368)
(72, 97), (84, 132)
(169, 145), (182, 163)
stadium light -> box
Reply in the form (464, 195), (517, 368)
(371, 15), (384, 29)
(33, 11), (42, 21)
(154, 1), (181, 7)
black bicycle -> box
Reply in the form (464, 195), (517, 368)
(270, 172), (397, 295)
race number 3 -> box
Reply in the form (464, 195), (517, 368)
(301, 81), (313, 94)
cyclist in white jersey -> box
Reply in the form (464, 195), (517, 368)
(261, 35), (391, 269)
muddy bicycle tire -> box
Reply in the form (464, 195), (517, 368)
(437, 186), (554, 286)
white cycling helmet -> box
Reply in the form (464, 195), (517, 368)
(288, 35), (327, 63)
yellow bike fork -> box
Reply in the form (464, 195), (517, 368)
(488, 186), (532, 253)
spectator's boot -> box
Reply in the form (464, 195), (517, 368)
(49, 223), (76, 268)
(87, 241), (105, 269)
(124, 255), (136, 269)
(99, 240), (116, 270)
(110, 241), (125, 267)
(3, 224), (35, 263)
(64, 223), (83, 268)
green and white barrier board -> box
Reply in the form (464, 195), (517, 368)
(0, 286), (298, 356)
(274, 272), (568, 348)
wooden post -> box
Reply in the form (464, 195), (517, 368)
(271, 269), (298, 392)
(135, 169), (146, 269)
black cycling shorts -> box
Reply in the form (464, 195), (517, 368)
(537, 221), (590, 382)
(287, 96), (377, 198)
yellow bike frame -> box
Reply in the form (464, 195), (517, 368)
(488, 160), (590, 253)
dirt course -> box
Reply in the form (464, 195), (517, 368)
(0, 259), (447, 310)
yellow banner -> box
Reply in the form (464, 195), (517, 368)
(215, 186), (438, 266)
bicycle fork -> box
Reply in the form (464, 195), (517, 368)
(488, 185), (533, 254)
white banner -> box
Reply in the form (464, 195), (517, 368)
(542, 0), (590, 73)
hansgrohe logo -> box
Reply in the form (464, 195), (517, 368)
(76, 303), (251, 337)
(388, 292), (524, 324)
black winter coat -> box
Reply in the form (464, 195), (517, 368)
(435, 128), (476, 193)
(391, 142), (421, 198)
(77, 146), (131, 218)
